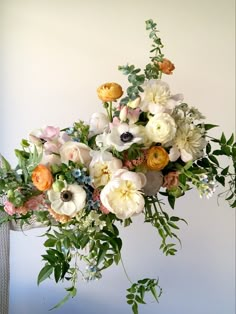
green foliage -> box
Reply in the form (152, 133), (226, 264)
(126, 278), (162, 314)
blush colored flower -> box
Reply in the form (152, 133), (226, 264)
(24, 194), (47, 211)
(32, 164), (53, 191)
(92, 189), (110, 214)
(60, 141), (92, 166)
(146, 113), (176, 145)
(146, 146), (169, 171)
(100, 169), (146, 220)
(89, 112), (109, 136)
(163, 172), (179, 190)
(4, 201), (28, 216)
(97, 82), (123, 102)
(47, 183), (86, 217)
(157, 58), (175, 75)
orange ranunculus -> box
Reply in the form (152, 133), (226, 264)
(32, 164), (53, 191)
(97, 82), (123, 102)
(157, 58), (175, 75)
(146, 146), (169, 171)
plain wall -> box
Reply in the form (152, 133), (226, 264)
(0, 0), (235, 313)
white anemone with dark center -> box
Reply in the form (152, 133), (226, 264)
(105, 123), (145, 152)
(48, 183), (86, 217)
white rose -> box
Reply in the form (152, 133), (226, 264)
(89, 112), (109, 136)
(60, 141), (92, 166)
(89, 151), (122, 188)
(146, 113), (176, 145)
(100, 169), (146, 220)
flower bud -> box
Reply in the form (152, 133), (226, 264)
(52, 180), (65, 192)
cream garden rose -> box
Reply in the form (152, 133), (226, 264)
(100, 169), (146, 220)
(146, 113), (176, 145)
(59, 141), (92, 166)
(89, 112), (109, 136)
(89, 151), (123, 188)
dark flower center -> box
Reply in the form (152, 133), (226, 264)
(60, 190), (73, 202)
(120, 132), (134, 143)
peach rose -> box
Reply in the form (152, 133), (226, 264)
(146, 146), (169, 171)
(157, 58), (175, 75)
(97, 82), (123, 102)
(32, 164), (53, 191)
(163, 171), (179, 190)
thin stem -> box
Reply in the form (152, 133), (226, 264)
(120, 254), (133, 284)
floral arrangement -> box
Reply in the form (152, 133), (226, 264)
(0, 19), (235, 314)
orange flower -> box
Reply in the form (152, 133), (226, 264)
(97, 82), (123, 102)
(146, 146), (169, 171)
(32, 164), (53, 191)
(157, 58), (175, 75)
(48, 208), (71, 223)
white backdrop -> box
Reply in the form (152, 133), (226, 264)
(0, 0), (235, 313)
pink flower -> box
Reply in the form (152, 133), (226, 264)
(4, 201), (16, 215)
(93, 189), (110, 214)
(40, 126), (60, 141)
(24, 194), (46, 211)
(163, 171), (179, 190)
(4, 200), (28, 215)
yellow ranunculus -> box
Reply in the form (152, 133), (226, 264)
(97, 82), (123, 102)
(146, 146), (169, 171)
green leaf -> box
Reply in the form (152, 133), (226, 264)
(44, 239), (57, 247)
(127, 294), (134, 299)
(37, 265), (53, 285)
(132, 302), (139, 314)
(227, 133), (234, 145)
(49, 292), (71, 311)
(220, 133), (226, 144)
(221, 145), (231, 156)
(150, 285), (159, 302)
(0, 155), (11, 171)
(135, 295), (146, 304)
(215, 175), (225, 186)
(221, 166), (229, 176)
(54, 264), (62, 283)
(204, 124), (218, 131)
(168, 195), (175, 209)
(206, 143), (211, 154)
(208, 155), (219, 166)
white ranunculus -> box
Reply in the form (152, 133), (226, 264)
(146, 113), (177, 145)
(169, 122), (207, 162)
(60, 141), (92, 166)
(89, 112), (109, 136)
(89, 151), (123, 188)
(100, 169), (146, 220)
(48, 183), (86, 217)
(140, 79), (183, 115)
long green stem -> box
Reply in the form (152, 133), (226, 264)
(120, 254), (133, 284)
